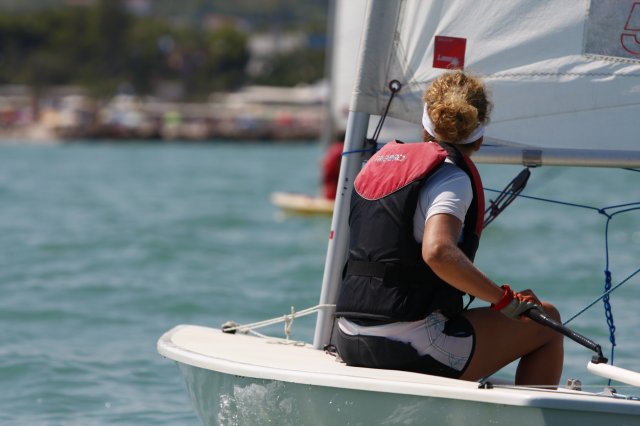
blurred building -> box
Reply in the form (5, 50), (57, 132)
(246, 32), (308, 77)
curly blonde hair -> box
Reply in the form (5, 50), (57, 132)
(423, 71), (491, 144)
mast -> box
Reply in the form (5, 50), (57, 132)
(313, 111), (369, 349)
(313, 0), (405, 349)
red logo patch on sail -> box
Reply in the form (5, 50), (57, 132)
(433, 36), (466, 70)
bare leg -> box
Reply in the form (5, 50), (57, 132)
(459, 302), (564, 387)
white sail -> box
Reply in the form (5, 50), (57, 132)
(350, 0), (640, 164)
(329, 0), (365, 133)
(329, 0), (422, 142)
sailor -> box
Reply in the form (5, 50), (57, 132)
(335, 71), (564, 386)
(321, 131), (345, 200)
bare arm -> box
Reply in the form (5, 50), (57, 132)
(422, 213), (504, 305)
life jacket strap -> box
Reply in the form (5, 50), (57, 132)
(346, 260), (422, 283)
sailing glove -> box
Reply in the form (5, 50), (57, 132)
(491, 284), (539, 320)
(499, 297), (539, 320)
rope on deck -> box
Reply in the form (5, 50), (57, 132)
(221, 304), (336, 343)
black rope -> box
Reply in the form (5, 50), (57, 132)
(368, 80), (402, 145)
(483, 168), (531, 228)
(482, 169), (640, 224)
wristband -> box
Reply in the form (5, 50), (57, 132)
(490, 284), (514, 311)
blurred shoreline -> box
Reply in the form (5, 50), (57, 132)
(0, 84), (327, 143)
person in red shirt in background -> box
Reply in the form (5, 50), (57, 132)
(321, 132), (345, 200)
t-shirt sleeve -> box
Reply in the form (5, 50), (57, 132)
(413, 166), (473, 243)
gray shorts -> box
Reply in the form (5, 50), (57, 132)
(336, 312), (475, 379)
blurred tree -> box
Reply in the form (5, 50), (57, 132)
(252, 47), (325, 87)
(0, 0), (329, 31)
(0, 0), (328, 98)
(205, 25), (250, 91)
(0, 1), (251, 99)
(89, 0), (130, 77)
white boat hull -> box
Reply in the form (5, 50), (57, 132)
(158, 325), (640, 425)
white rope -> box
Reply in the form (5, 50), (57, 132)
(221, 304), (336, 340)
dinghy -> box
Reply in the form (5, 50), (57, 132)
(270, 191), (334, 216)
(158, 1), (640, 424)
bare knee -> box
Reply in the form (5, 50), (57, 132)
(536, 302), (564, 349)
(540, 302), (561, 322)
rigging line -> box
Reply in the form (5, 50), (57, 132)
(554, 200), (640, 372)
(483, 190), (640, 217)
(483, 189), (600, 211)
(222, 304), (336, 334)
(483, 184), (639, 363)
(483, 189), (610, 216)
(603, 216), (616, 369)
(606, 204), (640, 216)
(483, 168), (531, 228)
(599, 206), (640, 367)
(368, 80), (402, 144)
(341, 147), (376, 156)
(563, 267), (640, 326)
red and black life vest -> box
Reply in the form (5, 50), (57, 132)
(335, 140), (485, 322)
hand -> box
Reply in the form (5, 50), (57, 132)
(516, 289), (542, 306)
(491, 285), (542, 320)
(499, 295), (539, 320)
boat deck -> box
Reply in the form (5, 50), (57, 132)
(158, 324), (640, 416)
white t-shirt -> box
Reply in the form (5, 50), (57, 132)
(412, 159), (473, 243)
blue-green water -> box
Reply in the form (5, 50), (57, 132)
(1, 141), (639, 425)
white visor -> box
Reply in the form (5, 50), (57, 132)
(422, 104), (484, 145)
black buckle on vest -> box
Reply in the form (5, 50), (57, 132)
(347, 260), (409, 282)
